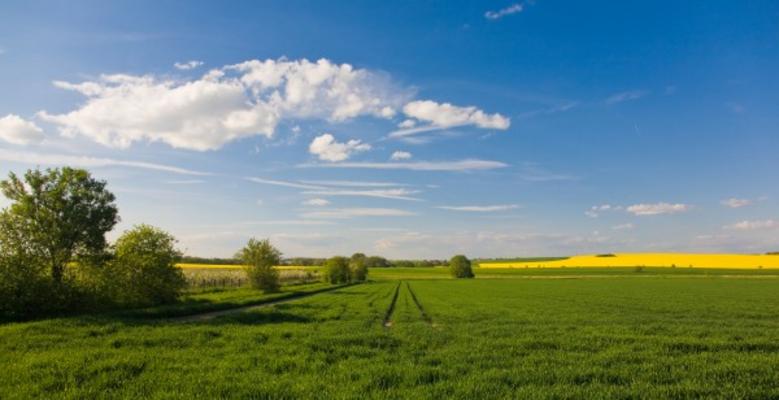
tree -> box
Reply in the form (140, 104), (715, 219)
(0, 212), (51, 319)
(449, 255), (475, 278)
(0, 168), (119, 284)
(350, 253), (368, 282)
(324, 256), (351, 284)
(364, 256), (391, 268)
(106, 225), (186, 307)
(238, 238), (281, 292)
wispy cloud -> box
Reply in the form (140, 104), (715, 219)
(302, 198), (330, 206)
(299, 159), (509, 172)
(245, 177), (325, 190)
(437, 204), (520, 212)
(724, 219), (777, 231)
(627, 202), (690, 216)
(164, 179), (206, 185)
(485, 3), (524, 20)
(301, 208), (416, 219)
(612, 223), (635, 231)
(174, 60), (204, 70)
(518, 163), (574, 182)
(721, 198), (752, 208)
(300, 180), (407, 188)
(0, 149), (210, 176)
(303, 188), (422, 201)
(605, 90), (649, 105)
(390, 151), (412, 160)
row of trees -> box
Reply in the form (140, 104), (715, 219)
(0, 168), (186, 320)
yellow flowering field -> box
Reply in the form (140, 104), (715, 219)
(480, 253), (779, 269)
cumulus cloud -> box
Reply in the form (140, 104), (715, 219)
(174, 60), (204, 70)
(724, 219), (777, 231)
(0, 114), (44, 145)
(605, 90), (649, 105)
(390, 100), (510, 139)
(39, 58), (410, 151)
(390, 151), (412, 160)
(626, 202), (690, 216)
(0, 148), (209, 175)
(300, 159), (508, 172)
(302, 198), (330, 206)
(485, 3), (524, 20)
(301, 208), (415, 219)
(437, 204), (520, 212)
(398, 119), (416, 128)
(308, 133), (371, 162)
(721, 198), (752, 208)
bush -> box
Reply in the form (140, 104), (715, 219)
(324, 256), (351, 284)
(105, 225), (186, 307)
(238, 238), (281, 293)
(350, 253), (368, 282)
(449, 255), (475, 278)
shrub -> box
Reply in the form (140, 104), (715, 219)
(238, 238), (281, 293)
(324, 256), (351, 284)
(105, 225), (186, 307)
(634, 265), (645, 273)
(350, 253), (368, 282)
(449, 255), (475, 279)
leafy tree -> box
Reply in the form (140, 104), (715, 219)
(350, 253), (368, 282)
(106, 225), (186, 307)
(238, 238), (281, 292)
(324, 256), (351, 284)
(364, 256), (391, 268)
(0, 213), (51, 319)
(449, 255), (475, 278)
(0, 168), (118, 284)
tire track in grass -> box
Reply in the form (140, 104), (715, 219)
(382, 282), (402, 328)
(406, 282), (433, 326)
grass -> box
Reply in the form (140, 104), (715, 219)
(2, 270), (779, 398)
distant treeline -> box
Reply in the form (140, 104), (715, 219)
(474, 257), (569, 264)
(182, 255), (449, 268)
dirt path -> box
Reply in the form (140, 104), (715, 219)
(382, 282), (401, 328)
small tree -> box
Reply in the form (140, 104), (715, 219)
(324, 256), (351, 284)
(365, 256), (391, 268)
(350, 253), (368, 282)
(449, 255), (475, 278)
(107, 225), (186, 307)
(238, 238), (281, 293)
(0, 168), (119, 284)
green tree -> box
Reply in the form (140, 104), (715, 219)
(0, 168), (119, 284)
(324, 256), (351, 284)
(364, 256), (391, 268)
(0, 213), (51, 319)
(449, 255), (475, 279)
(350, 253), (368, 282)
(238, 238), (281, 292)
(106, 225), (186, 307)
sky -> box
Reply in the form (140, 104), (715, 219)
(1, 0), (778, 258)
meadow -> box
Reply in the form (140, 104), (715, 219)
(2, 267), (779, 399)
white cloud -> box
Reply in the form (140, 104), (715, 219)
(721, 198), (752, 208)
(245, 177), (324, 190)
(302, 198), (330, 206)
(300, 180), (406, 188)
(485, 3), (524, 20)
(40, 58), (411, 151)
(300, 159), (508, 172)
(0, 114), (44, 145)
(301, 208), (415, 219)
(303, 188), (421, 201)
(437, 204), (519, 212)
(308, 133), (371, 162)
(626, 202), (690, 216)
(390, 151), (412, 161)
(0, 149), (210, 175)
(391, 100), (510, 139)
(612, 223), (634, 231)
(605, 90), (648, 105)
(174, 60), (204, 70)
(724, 219), (777, 231)
(585, 204), (620, 218)
(398, 119), (416, 128)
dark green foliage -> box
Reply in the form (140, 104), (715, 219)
(179, 256), (241, 265)
(364, 256), (391, 268)
(449, 255), (474, 278)
(0, 167), (119, 283)
(238, 238), (281, 293)
(350, 253), (368, 282)
(596, 253), (617, 257)
(324, 256), (351, 284)
(103, 225), (186, 307)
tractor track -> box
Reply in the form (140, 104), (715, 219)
(382, 281), (401, 328)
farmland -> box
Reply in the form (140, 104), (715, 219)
(480, 253), (779, 269)
(2, 268), (779, 398)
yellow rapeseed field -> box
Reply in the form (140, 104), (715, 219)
(177, 264), (311, 270)
(479, 253), (779, 269)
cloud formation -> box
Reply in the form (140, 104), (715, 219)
(0, 149), (209, 175)
(605, 90), (648, 105)
(437, 204), (520, 212)
(485, 4), (524, 20)
(724, 219), (777, 231)
(0, 114), (44, 145)
(302, 198), (330, 206)
(301, 159), (508, 171)
(301, 208), (415, 219)
(308, 133), (371, 162)
(303, 188), (421, 201)
(390, 100), (510, 139)
(721, 198), (752, 208)
(627, 202), (690, 216)
(390, 151), (412, 160)
(174, 60), (204, 70)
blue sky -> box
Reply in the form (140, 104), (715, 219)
(1, 0), (778, 258)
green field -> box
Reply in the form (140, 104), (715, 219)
(2, 269), (779, 398)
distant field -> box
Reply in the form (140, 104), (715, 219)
(177, 264), (314, 270)
(2, 274), (778, 398)
(480, 253), (779, 269)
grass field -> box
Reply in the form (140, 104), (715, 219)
(2, 268), (779, 398)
